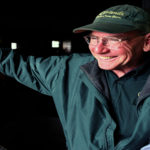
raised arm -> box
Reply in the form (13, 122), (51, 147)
(0, 48), (64, 96)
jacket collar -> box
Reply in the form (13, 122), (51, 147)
(80, 59), (150, 107)
(80, 60), (110, 100)
(137, 75), (150, 106)
(136, 55), (150, 106)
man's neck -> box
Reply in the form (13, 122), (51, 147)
(112, 64), (143, 78)
(112, 56), (146, 78)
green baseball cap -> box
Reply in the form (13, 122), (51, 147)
(73, 4), (150, 34)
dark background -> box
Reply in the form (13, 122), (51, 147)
(0, 1), (149, 150)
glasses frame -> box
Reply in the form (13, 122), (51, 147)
(83, 33), (145, 47)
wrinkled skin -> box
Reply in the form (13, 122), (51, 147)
(89, 31), (150, 77)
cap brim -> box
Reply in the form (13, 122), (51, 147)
(73, 22), (137, 33)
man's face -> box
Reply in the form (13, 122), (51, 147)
(89, 31), (145, 75)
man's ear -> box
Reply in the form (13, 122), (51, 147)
(143, 33), (150, 52)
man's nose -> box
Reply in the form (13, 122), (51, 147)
(92, 42), (110, 54)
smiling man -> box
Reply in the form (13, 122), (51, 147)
(84, 31), (147, 77)
(1, 4), (150, 150)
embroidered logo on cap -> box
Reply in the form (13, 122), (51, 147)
(96, 11), (125, 19)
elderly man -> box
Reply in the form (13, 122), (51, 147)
(1, 4), (150, 150)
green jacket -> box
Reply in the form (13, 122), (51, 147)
(1, 48), (150, 150)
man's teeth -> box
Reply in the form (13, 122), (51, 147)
(100, 56), (114, 60)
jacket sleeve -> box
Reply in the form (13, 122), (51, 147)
(0, 48), (64, 96)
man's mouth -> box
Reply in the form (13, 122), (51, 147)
(99, 56), (116, 60)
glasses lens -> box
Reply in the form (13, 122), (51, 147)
(84, 36), (98, 45)
(106, 39), (122, 50)
(84, 36), (90, 44)
(84, 35), (123, 49)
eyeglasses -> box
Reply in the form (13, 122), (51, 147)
(83, 34), (144, 47)
(84, 35), (128, 47)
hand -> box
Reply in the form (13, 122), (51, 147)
(141, 144), (150, 150)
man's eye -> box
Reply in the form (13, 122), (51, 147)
(110, 38), (119, 41)
(91, 37), (97, 40)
